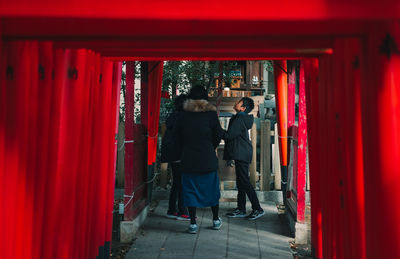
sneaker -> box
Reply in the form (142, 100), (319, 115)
(176, 214), (190, 221)
(166, 212), (178, 219)
(246, 209), (265, 220)
(212, 217), (222, 230)
(187, 224), (198, 234)
(226, 208), (247, 218)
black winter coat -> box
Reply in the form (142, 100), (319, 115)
(174, 99), (224, 174)
(160, 112), (181, 163)
(223, 112), (254, 163)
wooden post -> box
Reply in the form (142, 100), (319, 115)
(260, 120), (271, 191)
(159, 163), (168, 188)
(250, 122), (257, 188)
(228, 181), (235, 189)
(273, 123), (282, 190)
(116, 121), (125, 187)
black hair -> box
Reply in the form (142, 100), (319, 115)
(188, 85), (208, 100)
(241, 97), (254, 113)
(173, 94), (188, 112)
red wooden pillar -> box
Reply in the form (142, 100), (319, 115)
(0, 35), (5, 259)
(78, 50), (97, 259)
(41, 47), (67, 259)
(140, 61), (150, 203)
(2, 41), (40, 259)
(56, 49), (91, 259)
(140, 61), (163, 203)
(273, 60), (289, 201)
(297, 61), (307, 223)
(321, 49), (347, 259)
(33, 41), (54, 259)
(77, 50), (96, 259)
(124, 61), (149, 221)
(318, 54), (335, 259)
(146, 61), (163, 165)
(331, 40), (350, 259)
(304, 58), (323, 258)
(85, 53), (103, 259)
(334, 38), (366, 259)
(124, 61), (136, 221)
(105, 61), (122, 253)
(23, 41), (39, 259)
(361, 22), (400, 259)
(98, 57), (115, 258)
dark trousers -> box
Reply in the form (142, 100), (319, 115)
(168, 162), (186, 215)
(235, 160), (261, 211)
(188, 205), (219, 224)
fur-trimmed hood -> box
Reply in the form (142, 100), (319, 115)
(183, 99), (216, 112)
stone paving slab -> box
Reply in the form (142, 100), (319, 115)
(125, 200), (293, 259)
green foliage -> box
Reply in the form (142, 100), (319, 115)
(161, 61), (240, 99)
(120, 60), (248, 123)
(119, 61), (141, 122)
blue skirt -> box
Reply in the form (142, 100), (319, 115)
(181, 171), (220, 208)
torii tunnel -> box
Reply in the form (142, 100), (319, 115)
(1, 1), (400, 258)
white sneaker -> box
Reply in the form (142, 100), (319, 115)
(212, 217), (222, 230)
(187, 224), (198, 234)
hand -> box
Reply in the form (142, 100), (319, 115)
(225, 160), (234, 167)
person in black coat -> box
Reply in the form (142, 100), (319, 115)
(174, 85), (225, 234)
(161, 94), (189, 220)
(223, 97), (265, 220)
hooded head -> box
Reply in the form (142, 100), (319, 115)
(184, 85), (216, 112)
(188, 85), (208, 101)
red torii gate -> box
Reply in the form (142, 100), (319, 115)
(1, 1), (400, 259)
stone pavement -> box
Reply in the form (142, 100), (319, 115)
(125, 200), (293, 259)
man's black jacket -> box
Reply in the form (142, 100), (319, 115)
(223, 112), (254, 163)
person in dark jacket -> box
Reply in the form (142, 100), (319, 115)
(161, 94), (190, 220)
(174, 85), (224, 234)
(223, 97), (265, 220)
